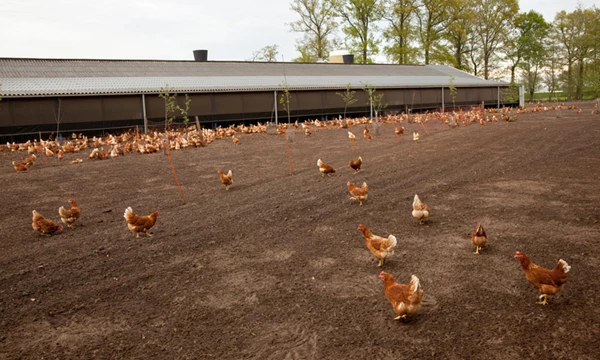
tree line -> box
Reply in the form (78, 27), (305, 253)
(251, 0), (600, 101)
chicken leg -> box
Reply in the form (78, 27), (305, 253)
(394, 315), (407, 321)
(537, 294), (548, 305)
(474, 246), (481, 254)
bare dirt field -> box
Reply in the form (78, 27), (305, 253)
(1, 102), (599, 359)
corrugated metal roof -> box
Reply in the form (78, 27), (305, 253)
(0, 58), (507, 97)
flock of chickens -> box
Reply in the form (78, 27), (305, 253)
(12, 101), (586, 322)
(316, 152), (570, 319)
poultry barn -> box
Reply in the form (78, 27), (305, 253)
(0, 53), (513, 141)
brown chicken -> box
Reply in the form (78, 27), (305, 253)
(515, 251), (570, 305)
(379, 272), (423, 320)
(348, 181), (368, 205)
(412, 194), (430, 224)
(471, 223), (487, 254)
(350, 156), (362, 174)
(21, 154), (36, 166)
(124, 207), (159, 238)
(12, 161), (28, 173)
(58, 199), (81, 228)
(317, 159), (335, 176)
(358, 224), (397, 267)
(32, 210), (63, 236)
(218, 170), (233, 190)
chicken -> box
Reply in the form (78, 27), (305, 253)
(348, 131), (356, 141)
(304, 128), (311, 136)
(12, 161), (28, 173)
(317, 159), (335, 177)
(394, 126), (405, 135)
(218, 169), (233, 190)
(45, 148), (54, 157)
(357, 224), (397, 267)
(32, 210), (63, 236)
(350, 156), (362, 174)
(363, 126), (372, 140)
(21, 154), (36, 166)
(412, 194), (430, 224)
(124, 207), (159, 238)
(471, 223), (487, 254)
(58, 199), (81, 228)
(232, 135), (239, 144)
(379, 272), (423, 321)
(413, 131), (420, 141)
(69, 158), (83, 164)
(348, 181), (368, 206)
(514, 251), (570, 305)
(57, 149), (64, 160)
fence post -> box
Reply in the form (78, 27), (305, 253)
(273, 90), (278, 126)
(142, 94), (148, 133)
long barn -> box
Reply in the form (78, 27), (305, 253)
(0, 57), (512, 139)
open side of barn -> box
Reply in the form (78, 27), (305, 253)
(0, 58), (513, 141)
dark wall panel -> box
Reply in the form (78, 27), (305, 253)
(0, 98), (56, 126)
(242, 92), (272, 114)
(102, 96), (143, 121)
(61, 97), (103, 123)
(215, 93), (243, 115)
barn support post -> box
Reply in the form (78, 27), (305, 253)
(497, 86), (500, 109)
(274, 90), (278, 126)
(519, 85), (525, 107)
(142, 94), (148, 133)
(441, 87), (445, 112)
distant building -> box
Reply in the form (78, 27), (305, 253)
(0, 54), (511, 139)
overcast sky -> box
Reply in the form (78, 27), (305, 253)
(0, 0), (598, 62)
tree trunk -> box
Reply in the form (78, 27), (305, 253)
(566, 62), (573, 100)
(577, 61), (584, 100)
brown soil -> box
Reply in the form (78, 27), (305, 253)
(1, 102), (599, 359)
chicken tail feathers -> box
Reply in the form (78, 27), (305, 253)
(409, 275), (421, 295)
(557, 259), (571, 274)
(124, 207), (135, 221)
(387, 235), (397, 249)
(58, 206), (66, 217)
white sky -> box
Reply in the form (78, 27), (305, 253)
(0, 0), (598, 62)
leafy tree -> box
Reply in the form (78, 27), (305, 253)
(289, 0), (339, 62)
(505, 11), (550, 85)
(336, 83), (358, 119)
(381, 0), (419, 64)
(444, 0), (476, 71)
(448, 75), (457, 109)
(251, 45), (279, 62)
(362, 82), (387, 120)
(331, 0), (383, 64)
(279, 80), (293, 124)
(416, 0), (455, 65)
(543, 43), (563, 102)
(466, 30), (483, 76)
(472, 0), (519, 79)
(159, 86), (192, 131)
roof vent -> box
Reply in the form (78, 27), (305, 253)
(329, 50), (353, 64)
(193, 50), (208, 62)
